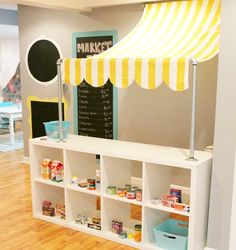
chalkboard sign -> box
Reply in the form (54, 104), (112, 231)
(26, 37), (61, 85)
(77, 80), (113, 139)
(31, 101), (64, 138)
(73, 31), (117, 139)
(76, 36), (113, 58)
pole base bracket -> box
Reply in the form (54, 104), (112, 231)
(185, 157), (198, 161)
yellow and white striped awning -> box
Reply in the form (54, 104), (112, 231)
(63, 0), (220, 91)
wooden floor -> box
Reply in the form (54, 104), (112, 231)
(0, 149), (135, 250)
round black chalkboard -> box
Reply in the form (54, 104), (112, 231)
(27, 39), (60, 83)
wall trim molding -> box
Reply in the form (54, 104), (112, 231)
(205, 247), (217, 250)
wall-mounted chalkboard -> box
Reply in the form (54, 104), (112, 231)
(26, 37), (61, 85)
(72, 31), (118, 140)
(31, 101), (64, 138)
(77, 80), (113, 139)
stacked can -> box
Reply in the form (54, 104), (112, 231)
(87, 179), (96, 190)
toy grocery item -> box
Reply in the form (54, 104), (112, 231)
(87, 217), (101, 230)
(55, 204), (65, 219)
(49, 160), (64, 182)
(162, 194), (178, 208)
(117, 188), (127, 197)
(42, 200), (55, 217)
(126, 190), (136, 199)
(106, 186), (117, 195)
(136, 189), (142, 201)
(112, 220), (123, 234)
(134, 224), (142, 242)
(119, 232), (127, 239)
(72, 175), (79, 185)
(78, 182), (88, 188)
(170, 188), (182, 203)
(41, 159), (51, 179)
(75, 214), (88, 225)
(87, 179), (96, 190)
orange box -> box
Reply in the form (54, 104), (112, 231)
(41, 159), (51, 179)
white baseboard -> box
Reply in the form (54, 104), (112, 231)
(205, 247), (217, 250)
(22, 156), (30, 164)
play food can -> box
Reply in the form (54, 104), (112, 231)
(126, 191), (136, 199)
(87, 179), (96, 190)
(134, 224), (142, 242)
(136, 189), (142, 201)
(125, 184), (132, 191)
(117, 188), (127, 197)
(106, 186), (117, 195)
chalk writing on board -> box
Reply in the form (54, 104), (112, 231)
(75, 34), (114, 139)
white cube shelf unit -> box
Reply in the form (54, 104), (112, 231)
(30, 135), (212, 250)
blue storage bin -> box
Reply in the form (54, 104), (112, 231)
(153, 219), (188, 250)
(0, 102), (14, 107)
(43, 121), (71, 140)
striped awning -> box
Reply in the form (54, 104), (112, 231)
(62, 0), (220, 91)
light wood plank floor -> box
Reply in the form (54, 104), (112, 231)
(0, 149), (136, 250)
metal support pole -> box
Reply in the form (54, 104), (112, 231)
(57, 58), (64, 142)
(187, 59), (198, 161)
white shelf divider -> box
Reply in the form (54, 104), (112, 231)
(144, 201), (190, 217)
(66, 184), (101, 196)
(35, 178), (64, 188)
(103, 193), (143, 206)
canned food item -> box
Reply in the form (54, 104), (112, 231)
(87, 179), (96, 190)
(131, 186), (138, 192)
(127, 232), (134, 239)
(136, 189), (142, 201)
(134, 224), (142, 242)
(106, 186), (117, 195)
(112, 220), (123, 234)
(117, 188), (127, 197)
(125, 184), (132, 191)
(41, 159), (51, 180)
(126, 191), (136, 199)
(119, 232), (127, 239)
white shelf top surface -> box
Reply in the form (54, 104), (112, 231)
(30, 135), (212, 168)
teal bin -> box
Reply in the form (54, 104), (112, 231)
(43, 121), (71, 140)
(153, 219), (188, 250)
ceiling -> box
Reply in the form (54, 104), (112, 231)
(0, 0), (158, 39)
(0, 3), (17, 10)
(0, 4), (18, 39)
(0, 0), (159, 11)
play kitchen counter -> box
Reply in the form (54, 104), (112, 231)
(30, 135), (212, 250)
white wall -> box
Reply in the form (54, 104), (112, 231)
(229, 149), (236, 250)
(207, 1), (236, 249)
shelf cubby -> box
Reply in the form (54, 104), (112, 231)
(102, 197), (142, 246)
(30, 144), (63, 181)
(143, 162), (190, 207)
(101, 156), (142, 194)
(34, 182), (65, 222)
(142, 207), (189, 249)
(143, 207), (170, 248)
(66, 189), (101, 228)
(64, 150), (99, 186)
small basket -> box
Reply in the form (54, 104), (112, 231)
(153, 219), (188, 250)
(43, 121), (71, 140)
